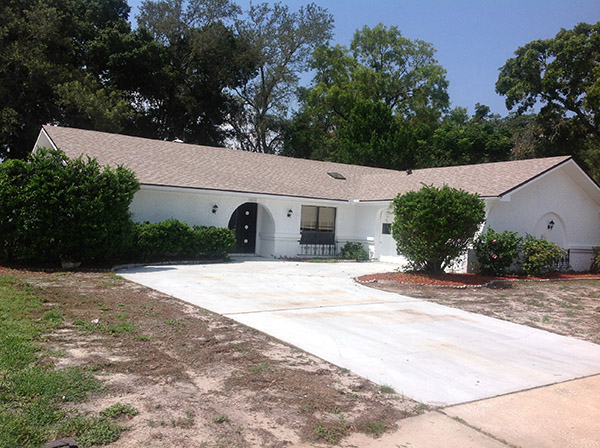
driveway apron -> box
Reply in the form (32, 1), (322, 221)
(119, 259), (600, 406)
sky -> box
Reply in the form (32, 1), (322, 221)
(127, 0), (599, 116)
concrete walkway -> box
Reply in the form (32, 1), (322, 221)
(342, 374), (600, 447)
(119, 259), (600, 408)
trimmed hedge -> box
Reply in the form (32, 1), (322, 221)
(132, 220), (235, 261)
(0, 148), (139, 265)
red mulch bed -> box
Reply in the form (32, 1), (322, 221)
(357, 271), (600, 288)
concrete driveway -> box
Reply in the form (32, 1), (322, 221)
(119, 259), (600, 406)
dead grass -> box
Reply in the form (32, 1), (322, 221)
(366, 277), (600, 344)
(1, 267), (422, 447)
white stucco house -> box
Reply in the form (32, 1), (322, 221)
(35, 125), (600, 271)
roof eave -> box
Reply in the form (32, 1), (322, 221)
(496, 156), (572, 200)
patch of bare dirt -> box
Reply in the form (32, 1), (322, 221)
(365, 276), (600, 344)
(3, 268), (422, 447)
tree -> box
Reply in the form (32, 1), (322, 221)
(136, 0), (258, 145)
(336, 99), (416, 169)
(308, 24), (449, 123)
(0, 0), (139, 160)
(496, 22), (600, 180)
(230, 2), (334, 153)
(284, 23), (449, 163)
(0, 148), (139, 265)
(496, 22), (600, 141)
(391, 184), (485, 274)
(349, 24), (449, 122)
(425, 104), (513, 167)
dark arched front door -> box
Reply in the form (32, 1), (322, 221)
(228, 203), (258, 253)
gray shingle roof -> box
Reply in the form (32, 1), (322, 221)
(41, 125), (571, 202)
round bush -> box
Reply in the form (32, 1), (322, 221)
(521, 235), (566, 276)
(392, 184), (485, 273)
(473, 229), (522, 276)
(340, 242), (369, 261)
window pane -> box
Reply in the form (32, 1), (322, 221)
(301, 206), (317, 230)
(318, 207), (335, 232)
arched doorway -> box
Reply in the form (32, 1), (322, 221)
(228, 203), (258, 253)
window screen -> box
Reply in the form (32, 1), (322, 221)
(300, 206), (336, 244)
(318, 207), (335, 232)
(300, 206), (318, 230)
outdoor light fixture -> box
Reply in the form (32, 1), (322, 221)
(548, 220), (555, 230)
(212, 204), (218, 214)
(287, 209), (293, 218)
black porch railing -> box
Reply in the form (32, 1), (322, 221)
(556, 249), (570, 271)
(299, 242), (338, 257)
(299, 230), (337, 257)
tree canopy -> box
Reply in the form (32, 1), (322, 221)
(496, 22), (600, 180)
(230, 2), (334, 153)
(496, 22), (600, 141)
(3, 0), (598, 184)
(283, 24), (449, 167)
(0, 0), (139, 159)
(306, 24), (449, 125)
(136, 0), (258, 145)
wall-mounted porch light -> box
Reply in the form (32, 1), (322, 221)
(287, 209), (293, 218)
(212, 204), (218, 214)
(547, 219), (555, 230)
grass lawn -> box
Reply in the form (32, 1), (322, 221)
(0, 276), (139, 448)
(0, 268), (421, 447)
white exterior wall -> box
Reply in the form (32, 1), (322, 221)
(34, 130), (54, 151)
(131, 186), (401, 259)
(131, 186), (303, 257)
(131, 186), (375, 258)
(338, 202), (380, 258)
(129, 161), (599, 270)
(485, 166), (600, 271)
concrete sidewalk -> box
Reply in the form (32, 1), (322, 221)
(340, 374), (600, 448)
(119, 259), (600, 407)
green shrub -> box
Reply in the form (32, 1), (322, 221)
(133, 219), (197, 260)
(194, 226), (236, 257)
(0, 147), (139, 265)
(521, 235), (567, 276)
(473, 229), (522, 276)
(340, 242), (369, 261)
(132, 220), (235, 261)
(392, 184), (485, 273)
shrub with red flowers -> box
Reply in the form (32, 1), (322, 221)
(473, 228), (522, 276)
